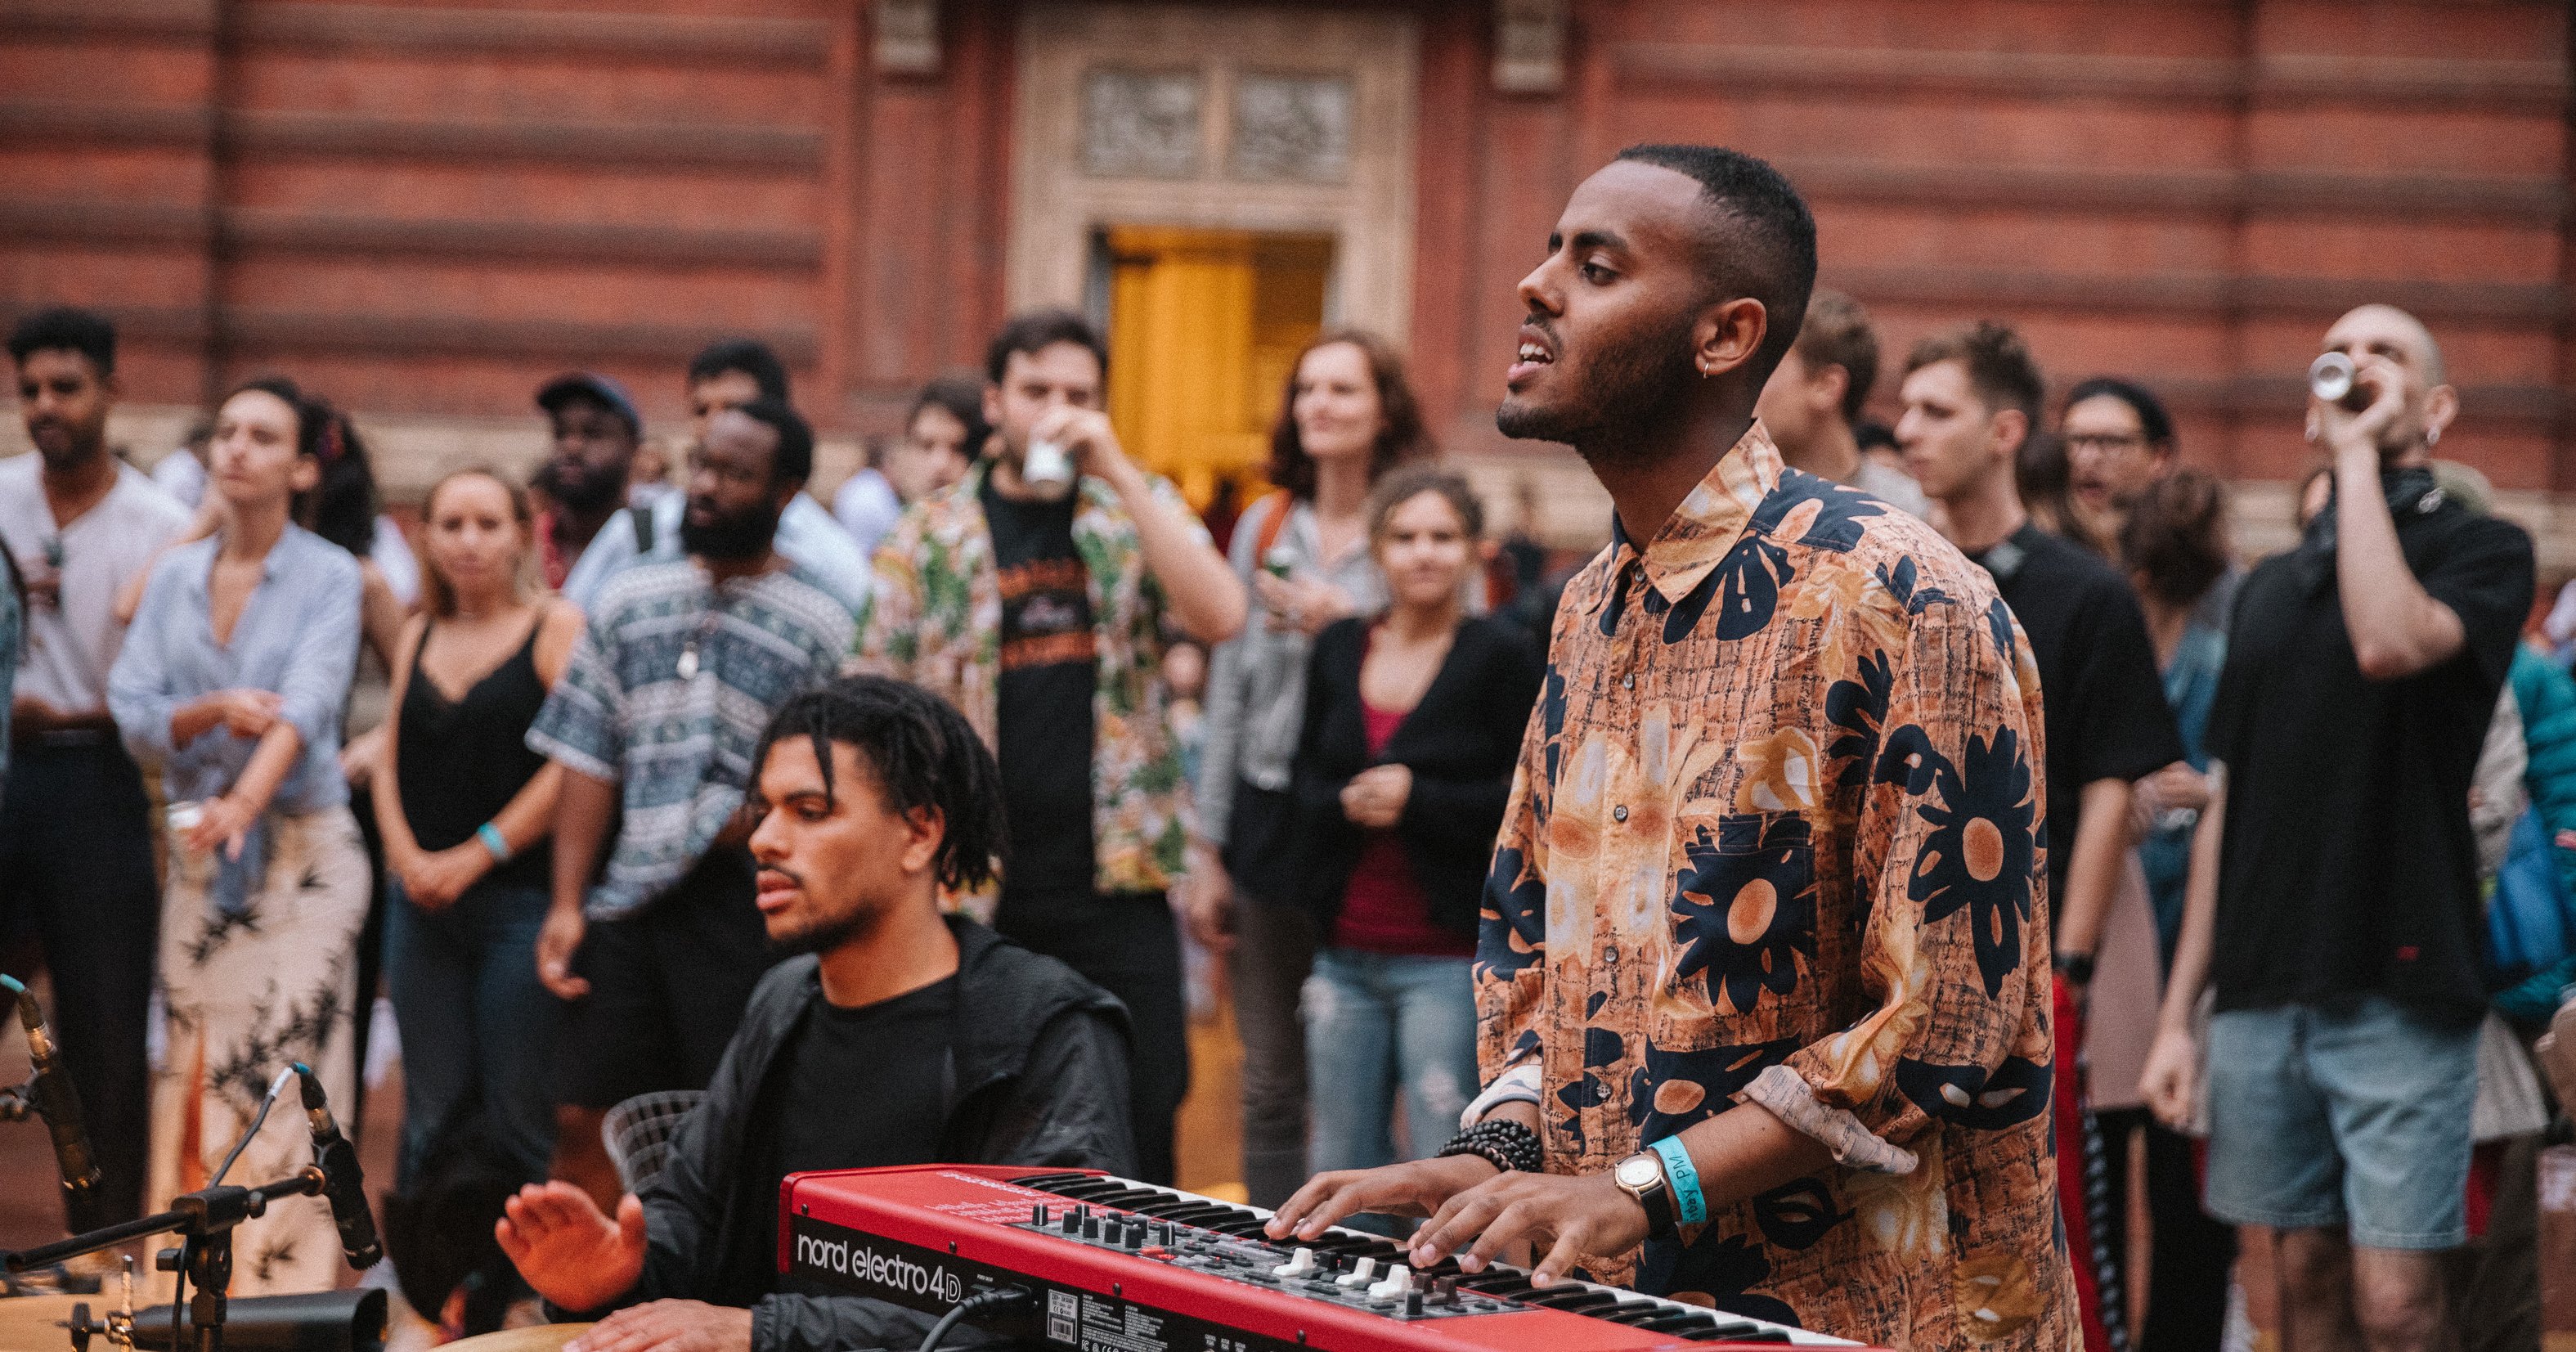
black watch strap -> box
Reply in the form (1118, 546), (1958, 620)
(1636, 1175), (1678, 1238)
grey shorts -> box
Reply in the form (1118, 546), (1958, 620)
(2203, 995), (2478, 1250)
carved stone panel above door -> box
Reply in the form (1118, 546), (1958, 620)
(1230, 73), (1354, 184)
(1010, 4), (1419, 343)
(1082, 68), (1205, 179)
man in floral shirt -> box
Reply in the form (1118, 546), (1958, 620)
(853, 309), (1244, 1184)
(1270, 146), (2076, 1346)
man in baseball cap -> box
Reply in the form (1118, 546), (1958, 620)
(532, 372), (644, 596)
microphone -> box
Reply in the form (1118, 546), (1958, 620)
(3, 974), (110, 1236)
(291, 1063), (381, 1269)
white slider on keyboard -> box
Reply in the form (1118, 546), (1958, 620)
(1365, 1264), (1413, 1300)
(1334, 1256), (1378, 1288)
(1269, 1247), (1317, 1278)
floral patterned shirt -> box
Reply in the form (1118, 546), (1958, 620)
(853, 460), (1200, 896)
(1477, 426), (2077, 1346)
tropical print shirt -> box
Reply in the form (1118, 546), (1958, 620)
(854, 460), (1200, 896)
(1477, 426), (2076, 1346)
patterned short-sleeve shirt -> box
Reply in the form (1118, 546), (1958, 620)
(528, 558), (855, 920)
(851, 460), (1202, 896)
(1477, 426), (2077, 1345)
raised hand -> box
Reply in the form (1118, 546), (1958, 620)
(496, 1181), (647, 1313)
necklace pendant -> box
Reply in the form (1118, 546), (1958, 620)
(676, 645), (700, 680)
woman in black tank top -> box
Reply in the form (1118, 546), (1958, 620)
(373, 468), (586, 1238)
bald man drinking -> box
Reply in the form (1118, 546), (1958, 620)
(2140, 306), (2534, 1352)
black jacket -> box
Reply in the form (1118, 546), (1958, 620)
(1286, 613), (1543, 935)
(577, 915), (1133, 1352)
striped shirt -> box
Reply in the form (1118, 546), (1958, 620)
(528, 557), (855, 920)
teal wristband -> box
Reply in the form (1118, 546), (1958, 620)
(1649, 1136), (1706, 1226)
(475, 822), (511, 864)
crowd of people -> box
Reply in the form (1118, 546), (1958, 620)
(2, 138), (2571, 1352)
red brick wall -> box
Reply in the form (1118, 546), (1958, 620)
(1407, 0), (2574, 492)
(4, 0), (2568, 493)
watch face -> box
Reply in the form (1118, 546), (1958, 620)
(1615, 1154), (1661, 1189)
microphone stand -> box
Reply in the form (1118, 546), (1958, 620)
(0, 1168), (334, 1352)
(5, 1070), (367, 1352)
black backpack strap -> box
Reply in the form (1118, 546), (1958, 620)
(629, 503), (656, 554)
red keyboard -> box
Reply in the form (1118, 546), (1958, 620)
(779, 1166), (1874, 1350)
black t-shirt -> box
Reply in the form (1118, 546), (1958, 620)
(1972, 523), (2185, 907)
(2206, 494), (2534, 1025)
(757, 976), (959, 1296)
(981, 479), (1099, 899)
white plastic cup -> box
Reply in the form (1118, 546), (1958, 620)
(1022, 438), (1076, 497)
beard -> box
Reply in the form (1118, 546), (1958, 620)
(27, 415), (101, 471)
(1496, 310), (1703, 470)
(680, 497), (783, 560)
(770, 903), (875, 958)
(548, 456), (626, 512)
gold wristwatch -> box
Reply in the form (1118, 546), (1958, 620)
(1612, 1150), (1678, 1239)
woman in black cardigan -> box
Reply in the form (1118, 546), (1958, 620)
(1287, 467), (1542, 1208)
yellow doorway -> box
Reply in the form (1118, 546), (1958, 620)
(1103, 227), (1332, 507)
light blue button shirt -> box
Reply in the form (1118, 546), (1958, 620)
(108, 525), (362, 813)
(559, 492), (872, 618)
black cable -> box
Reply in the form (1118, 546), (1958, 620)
(914, 1287), (1030, 1352)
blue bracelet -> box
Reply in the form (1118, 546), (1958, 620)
(475, 822), (511, 864)
(1649, 1136), (1707, 1226)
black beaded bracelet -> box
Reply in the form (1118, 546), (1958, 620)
(1436, 1119), (1542, 1175)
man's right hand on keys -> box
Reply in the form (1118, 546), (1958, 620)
(496, 1180), (648, 1312)
(1263, 1152), (1501, 1242)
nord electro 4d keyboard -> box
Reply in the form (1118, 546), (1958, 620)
(780, 1166), (1877, 1351)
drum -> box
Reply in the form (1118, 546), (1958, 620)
(451, 1318), (599, 1349)
(442, 1323), (593, 1352)
(0, 1293), (88, 1352)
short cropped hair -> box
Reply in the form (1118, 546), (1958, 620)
(1794, 290), (1878, 426)
(752, 676), (1008, 893)
(8, 306), (116, 376)
(727, 397), (813, 486)
(985, 308), (1109, 386)
(688, 339), (792, 404)
(1613, 144), (1818, 386)
(1905, 320), (2044, 427)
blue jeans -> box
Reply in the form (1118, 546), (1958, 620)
(384, 877), (561, 1187)
(1303, 950), (1479, 1188)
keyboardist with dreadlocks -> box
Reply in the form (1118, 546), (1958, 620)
(1266, 145), (2080, 1347)
(497, 676), (1133, 1352)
